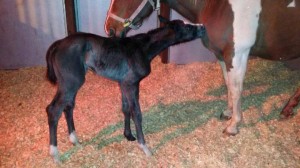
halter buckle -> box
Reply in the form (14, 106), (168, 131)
(123, 19), (132, 28)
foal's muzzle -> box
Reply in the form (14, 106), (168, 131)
(197, 24), (206, 37)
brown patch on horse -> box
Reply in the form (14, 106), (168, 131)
(251, 0), (300, 61)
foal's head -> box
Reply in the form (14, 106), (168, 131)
(156, 16), (206, 42)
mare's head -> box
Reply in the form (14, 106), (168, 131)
(157, 16), (206, 42)
(105, 0), (155, 37)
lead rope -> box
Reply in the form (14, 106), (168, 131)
(155, 0), (161, 28)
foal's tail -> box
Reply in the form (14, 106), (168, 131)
(46, 40), (61, 85)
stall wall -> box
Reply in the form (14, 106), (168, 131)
(0, 0), (216, 69)
(76, 0), (158, 36)
(0, 0), (67, 69)
(170, 10), (216, 64)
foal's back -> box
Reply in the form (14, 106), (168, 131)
(53, 33), (149, 82)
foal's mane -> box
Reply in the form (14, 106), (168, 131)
(130, 25), (171, 39)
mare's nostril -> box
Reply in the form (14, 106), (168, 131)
(109, 28), (116, 37)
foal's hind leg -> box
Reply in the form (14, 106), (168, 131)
(47, 88), (81, 163)
(120, 82), (152, 156)
(120, 86), (136, 141)
(47, 76), (84, 163)
(64, 94), (80, 145)
(46, 91), (68, 163)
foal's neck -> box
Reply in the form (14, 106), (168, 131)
(144, 28), (178, 61)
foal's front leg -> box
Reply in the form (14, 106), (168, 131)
(120, 82), (152, 156)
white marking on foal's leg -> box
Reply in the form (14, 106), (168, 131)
(50, 145), (60, 163)
(139, 143), (152, 156)
(287, 0), (296, 7)
(69, 131), (79, 146)
(226, 0), (262, 135)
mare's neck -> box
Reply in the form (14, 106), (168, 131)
(163, 0), (205, 23)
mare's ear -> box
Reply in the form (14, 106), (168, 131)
(158, 15), (170, 23)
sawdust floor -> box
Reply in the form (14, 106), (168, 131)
(0, 57), (300, 167)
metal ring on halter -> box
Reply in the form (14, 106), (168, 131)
(124, 19), (143, 30)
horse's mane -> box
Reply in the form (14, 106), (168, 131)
(129, 26), (170, 41)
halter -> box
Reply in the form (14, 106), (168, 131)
(107, 0), (160, 30)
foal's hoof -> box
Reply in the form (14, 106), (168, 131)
(139, 143), (152, 157)
(52, 155), (61, 164)
(50, 145), (61, 164)
(125, 134), (136, 141)
(69, 132), (81, 146)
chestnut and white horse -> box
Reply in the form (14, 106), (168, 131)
(105, 0), (300, 136)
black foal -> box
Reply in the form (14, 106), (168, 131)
(46, 16), (205, 163)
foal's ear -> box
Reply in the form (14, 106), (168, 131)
(158, 15), (170, 23)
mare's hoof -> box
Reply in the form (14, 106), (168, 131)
(125, 134), (136, 141)
(222, 128), (238, 137)
(220, 113), (232, 121)
(279, 109), (294, 120)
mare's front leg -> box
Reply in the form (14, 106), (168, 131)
(223, 50), (250, 136)
(280, 87), (300, 119)
(120, 82), (152, 156)
(219, 60), (233, 120)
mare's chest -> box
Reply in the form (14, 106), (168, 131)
(201, 0), (262, 55)
(201, 0), (300, 61)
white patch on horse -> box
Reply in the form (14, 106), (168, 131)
(287, 0), (296, 7)
(139, 143), (152, 156)
(229, 0), (262, 53)
(69, 131), (79, 145)
(223, 0), (262, 135)
(50, 145), (60, 163)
